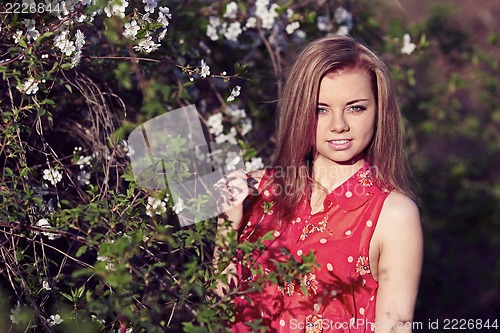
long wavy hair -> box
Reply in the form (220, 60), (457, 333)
(270, 35), (416, 219)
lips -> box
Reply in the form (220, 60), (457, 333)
(328, 139), (351, 144)
(326, 139), (353, 151)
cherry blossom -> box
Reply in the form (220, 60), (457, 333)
(42, 168), (62, 186)
(200, 59), (210, 78)
(401, 33), (417, 55)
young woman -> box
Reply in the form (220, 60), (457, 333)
(214, 35), (423, 333)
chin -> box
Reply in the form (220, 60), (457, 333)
(315, 151), (366, 166)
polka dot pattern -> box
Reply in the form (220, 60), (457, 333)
(232, 163), (388, 328)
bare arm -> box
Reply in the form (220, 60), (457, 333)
(212, 169), (264, 296)
(373, 191), (423, 333)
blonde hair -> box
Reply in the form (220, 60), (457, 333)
(271, 35), (415, 218)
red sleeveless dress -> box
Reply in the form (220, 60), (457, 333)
(230, 163), (391, 333)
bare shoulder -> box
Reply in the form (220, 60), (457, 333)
(380, 191), (420, 222)
(376, 191), (422, 249)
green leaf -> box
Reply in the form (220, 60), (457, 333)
(37, 108), (46, 116)
(76, 245), (87, 257)
(40, 99), (55, 106)
(18, 38), (28, 49)
(60, 291), (73, 302)
(35, 31), (55, 46)
(60, 63), (73, 70)
(136, 28), (148, 39)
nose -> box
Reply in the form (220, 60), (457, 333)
(329, 112), (349, 133)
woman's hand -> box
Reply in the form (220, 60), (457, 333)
(212, 169), (261, 296)
(213, 169), (253, 232)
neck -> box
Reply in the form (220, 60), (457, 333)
(312, 154), (366, 191)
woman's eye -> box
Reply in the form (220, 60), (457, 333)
(349, 105), (367, 113)
(316, 108), (328, 114)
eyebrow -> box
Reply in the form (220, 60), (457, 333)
(317, 98), (370, 107)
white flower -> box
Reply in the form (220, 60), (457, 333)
(245, 157), (264, 172)
(104, 0), (128, 18)
(200, 59), (210, 78)
(207, 113), (223, 136)
(81, 0), (93, 5)
(158, 28), (168, 42)
(133, 34), (160, 53)
(97, 255), (115, 271)
(159, 6), (172, 19)
(401, 33), (416, 55)
(13, 30), (23, 44)
(54, 31), (76, 56)
(75, 29), (85, 49)
(173, 198), (184, 214)
(223, 1), (238, 19)
(77, 170), (91, 185)
(224, 21), (242, 42)
(240, 117), (253, 136)
(255, 1), (279, 30)
(121, 140), (135, 157)
(10, 306), (20, 325)
(286, 8), (294, 19)
(146, 196), (166, 217)
(225, 151), (241, 171)
(76, 155), (92, 168)
(336, 25), (350, 36)
(227, 85), (241, 102)
(333, 7), (353, 34)
(42, 280), (51, 291)
(23, 19), (40, 41)
(317, 15), (333, 32)
(286, 21), (300, 35)
(215, 127), (237, 145)
(158, 7), (171, 28)
(246, 17), (257, 28)
(17, 77), (39, 95)
(35, 218), (61, 240)
(143, 0), (157, 13)
(71, 50), (82, 68)
(206, 16), (222, 41)
(42, 168), (62, 186)
(48, 314), (63, 326)
(227, 105), (246, 121)
(334, 6), (352, 25)
(123, 20), (140, 40)
(206, 24), (219, 41)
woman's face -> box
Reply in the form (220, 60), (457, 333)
(314, 67), (376, 167)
